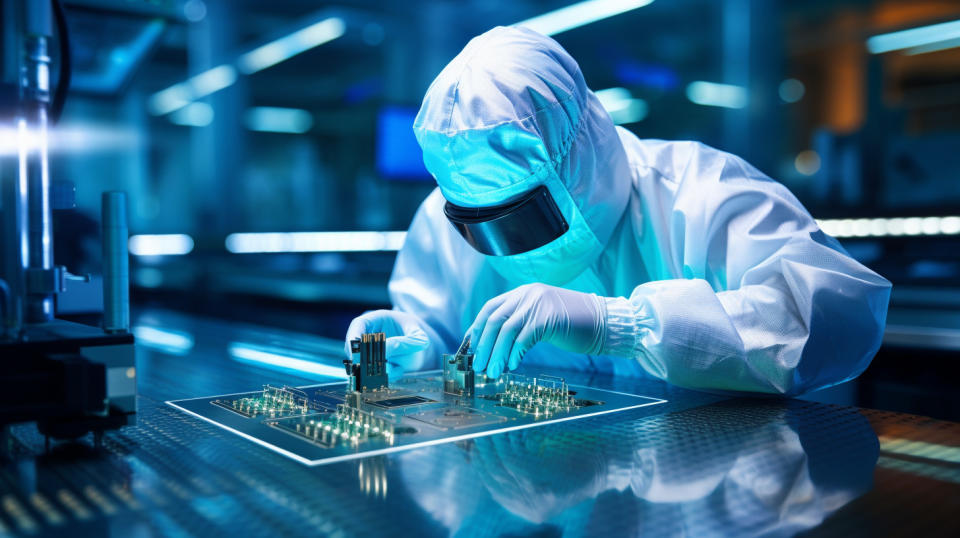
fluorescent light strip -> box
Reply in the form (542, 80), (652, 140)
(133, 326), (195, 354)
(1, 124), (141, 156)
(129, 234), (195, 256)
(686, 81), (748, 109)
(867, 18), (960, 54)
(238, 17), (346, 74)
(225, 231), (406, 253)
(150, 17), (345, 117)
(816, 216), (960, 238)
(594, 87), (648, 124)
(245, 107), (313, 134)
(514, 0), (655, 37)
(169, 102), (214, 127)
(149, 64), (237, 116)
(229, 343), (349, 379)
(906, 35), (960, 55)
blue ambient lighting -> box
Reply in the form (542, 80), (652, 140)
(244, 107), (313, 134)
(133, 326), (195, 354)
(169, 102), (213, 127)
(149, 64), (237, 116)
(376, 106), (432, 180)
(867, 18), (960, 54)
(594, 87), (648, 124)
(685, 81), (748, 109)
(514, 0), (655, 37)
(225, 231), (406, 254)
(237, 17), (346, 74)
(128, 234), (195, 256)
(229, 343), (349, 379)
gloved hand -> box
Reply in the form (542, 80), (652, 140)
(344, 310), (434, 379)
(468, 283), (606, 378)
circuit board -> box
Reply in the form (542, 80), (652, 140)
(167, 371), (667, 466)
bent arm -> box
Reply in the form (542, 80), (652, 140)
(602, 150), (890, 395)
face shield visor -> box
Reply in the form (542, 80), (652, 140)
(443, 185), (569, 256)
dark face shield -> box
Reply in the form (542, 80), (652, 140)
(443, 185), (569, 256)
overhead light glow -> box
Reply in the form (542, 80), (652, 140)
(794, 150), (821, 176)
(778, 78), (805, 103)
(867, 18), (960, 54)
(225, 231), (406, 253)
(906, 35), (960, 55)
(229, 343), (349, 379)
(149, 64), (237, 116)
(169, 102), (214, 127)
(1, 124), (141, 156)
(514, 0), (655, 37)
(817, 216), (960, 238)
(190, 64), (237, 96)
(148, 85), (192, 116)
(686, 81), (748, 109)
(238, 17), (346, 74)
(594, 87), (648, 124)
(245, 107), (313, 134)
(129, 234), (195, 256)
(133, 326), (195, 354)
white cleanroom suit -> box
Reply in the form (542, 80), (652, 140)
(346, 26), (891, 395)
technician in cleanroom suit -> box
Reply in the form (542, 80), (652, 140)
(345, 26), (891, 395)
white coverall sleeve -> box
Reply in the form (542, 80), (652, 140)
(601, 144), (891, 395)
(388, 189), (467, 364)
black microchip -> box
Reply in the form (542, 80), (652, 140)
(369, 396), (433, 408)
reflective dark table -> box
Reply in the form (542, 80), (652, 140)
(2, 309), (958, 537)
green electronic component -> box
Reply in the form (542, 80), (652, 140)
(268, 404), (395, 448)
(493, 374), (580, 417)
(213, 385), (311, 418)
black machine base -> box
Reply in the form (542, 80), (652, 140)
(1, 319), (136, 440)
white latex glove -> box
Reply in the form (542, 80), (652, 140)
(468, 283), (606, 378)
(344, 310), (433, 379)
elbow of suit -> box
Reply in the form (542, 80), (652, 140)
(780, 286), (890, 396)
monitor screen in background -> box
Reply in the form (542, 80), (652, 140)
(376, 106), (432, 181)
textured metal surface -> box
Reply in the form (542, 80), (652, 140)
(1, 309), (958, 537)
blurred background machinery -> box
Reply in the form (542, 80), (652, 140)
(2, 0), (960, 419)
(1, 0), (135, 444)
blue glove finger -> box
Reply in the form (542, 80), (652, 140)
(344, 309), (415, 358)
(466, 293), (508, 352)
(474, 300), (517, 375)
(507, 322), (538, 372)
(385, 331), (429, 357)
(386, 362), (406, 381)
(487, 315), (525, 378)
(344, 310), (397, 357)
(385, 328), (430, 369)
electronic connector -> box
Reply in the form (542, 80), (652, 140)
(345, 332), (389, 393)
(443, 336), (475, 397)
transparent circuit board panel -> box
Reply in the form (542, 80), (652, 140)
(167, 372), (667, 466)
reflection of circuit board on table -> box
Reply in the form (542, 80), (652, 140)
(167, 333), (667, 465)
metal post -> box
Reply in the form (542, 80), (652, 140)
(21, 1), (54, 323)
(102, 192), (129, 333)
